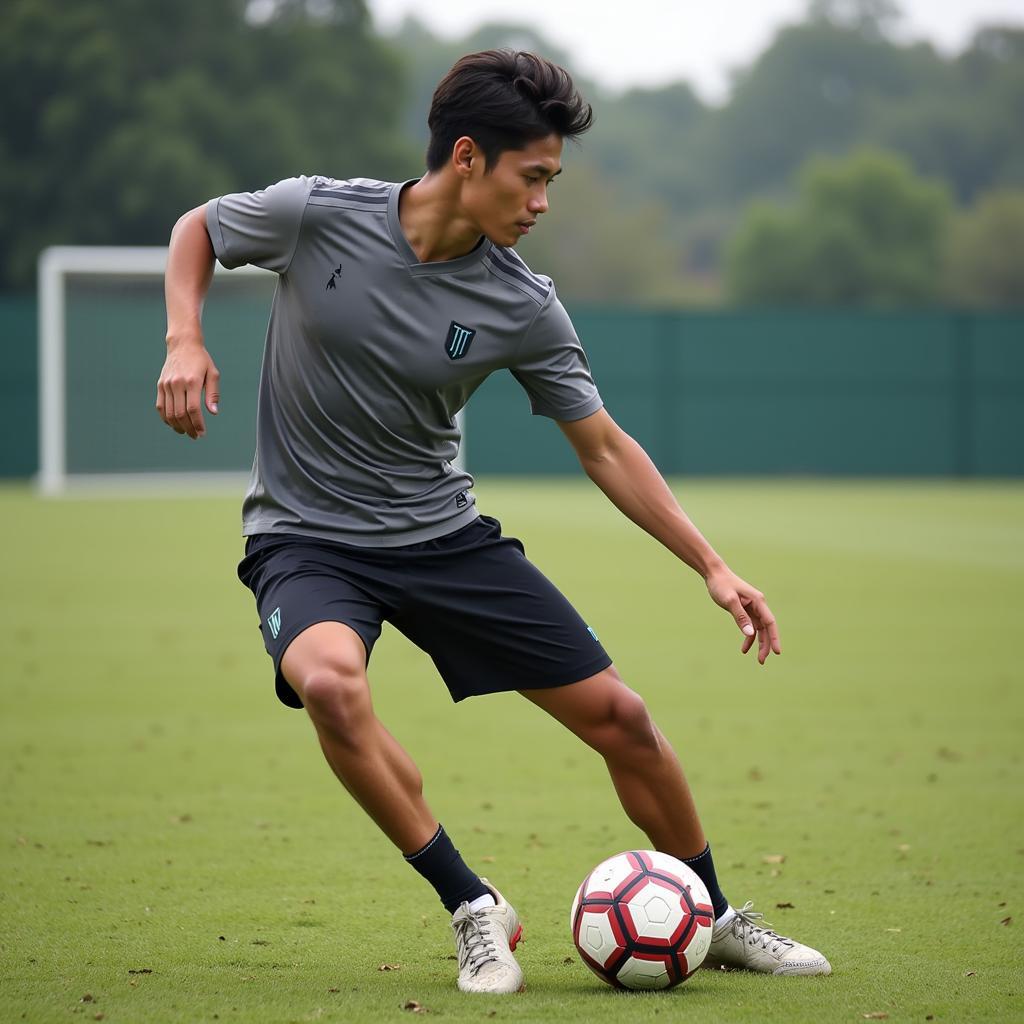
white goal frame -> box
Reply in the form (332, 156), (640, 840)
(38, 245), (468, 496)
(38, 246), (273, 496)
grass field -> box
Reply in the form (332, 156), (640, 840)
(1, 479), (1022, 1023)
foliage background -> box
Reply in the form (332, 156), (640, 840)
(2, 0), (1022, 304)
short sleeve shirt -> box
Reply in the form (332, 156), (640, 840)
(206, 176), (603, 546)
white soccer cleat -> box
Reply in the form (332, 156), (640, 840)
(451, 881), (524, 994)
(703, 901), (831, 976)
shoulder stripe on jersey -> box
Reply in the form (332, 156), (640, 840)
(314, 179), (390, 192)
(310, 183), (389, 197)
(491, 245), (546, 282)
(310, 189), (388, 203)
(485, 250), (548, 300)
(483, 255), (546, 305)
(489, 247), (549, 293)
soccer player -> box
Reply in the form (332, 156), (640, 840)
(157, 50), (831, 992)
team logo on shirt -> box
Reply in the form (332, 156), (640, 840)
(325, 263), (343, 290)
(445, 321), (476, 360)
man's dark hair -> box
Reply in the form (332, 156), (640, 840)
(425, 50), (593, 172)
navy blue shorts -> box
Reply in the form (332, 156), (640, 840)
(236, 515), (612, 709)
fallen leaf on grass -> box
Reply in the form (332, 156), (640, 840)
(762, 854), (785, 865)
(885, 928), (902, 933)
(562, 956), (574, 965)
(862, 1014), (888, 1020)
(81, 994), (95, 1003)
(1001, 917), (1012, 926)
(378, 963), (401, 972)
(776, 902), (795, 909)
(127, 968), (152, 974)
(965, 970), (976, 977)
(403, 1000), (429, 1013)
(328, 988), (340, 993)
(93, 1014), (105, 1021)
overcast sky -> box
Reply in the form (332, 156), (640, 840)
(367, 0), (1024, 101)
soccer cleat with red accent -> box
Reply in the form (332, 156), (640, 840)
(703, 901), (831, 976)
(451, 880), (525, 994)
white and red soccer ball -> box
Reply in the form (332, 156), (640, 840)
(570, 850), (715, 990)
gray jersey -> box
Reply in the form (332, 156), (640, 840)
(206, 175), (603, 546)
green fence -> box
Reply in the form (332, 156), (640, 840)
(2, 294), (1021, 479)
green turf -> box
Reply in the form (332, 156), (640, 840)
(1, 479), (1022, 1023)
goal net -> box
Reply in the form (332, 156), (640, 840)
(38, 246), (277, 495)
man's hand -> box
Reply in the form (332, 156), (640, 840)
(705, 568), (781, 665)
(156, 338), (220, 439)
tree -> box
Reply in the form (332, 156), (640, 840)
(726, 149), (951, 305)
(0, 0), (414, 289)
(516, 162), (691, 305)
(807, 0), (902, 40)
(946, 190), (1024, 306)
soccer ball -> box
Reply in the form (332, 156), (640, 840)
(570, 850), (714, 990)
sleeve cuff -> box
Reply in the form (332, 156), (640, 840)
(204, 197), (238, 269)
(532, 394), (605, 422)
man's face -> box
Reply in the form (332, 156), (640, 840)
(462, 133), (563, 248)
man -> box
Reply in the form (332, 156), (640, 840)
(157, 50), (831, 993)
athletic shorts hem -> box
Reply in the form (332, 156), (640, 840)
(271, 617), (375, 710)
(456, 652), (615, 702)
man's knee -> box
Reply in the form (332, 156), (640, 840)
(293, 658), (372, 742)
(608, 689), (659, 750)
(586, 674), (660, 756)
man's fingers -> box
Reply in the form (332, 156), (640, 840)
(171, 378), (199, 438)
(162, 380), (185, 434)
(729, 596), (756, 639)
(205, 368), (220, 415)
(750, 598), (781, 663)
(185, 381), (206, 437)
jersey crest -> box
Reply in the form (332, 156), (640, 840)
(445, 321), (476, 360)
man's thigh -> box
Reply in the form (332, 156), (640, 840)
(391, 517), (613, 701)
(237, 534), (389, 708)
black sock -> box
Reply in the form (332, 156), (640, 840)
(682, 842), (729, 920)
(404, 824), (490, 914)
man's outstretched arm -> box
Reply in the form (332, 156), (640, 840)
(157, 206), (220, 439)
(558, 407), (781, 664)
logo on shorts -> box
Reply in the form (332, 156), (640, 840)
(267, 607), (282, 639)
(445, 321), (476, 360)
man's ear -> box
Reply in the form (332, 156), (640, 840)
(452, 136), (478, 178)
